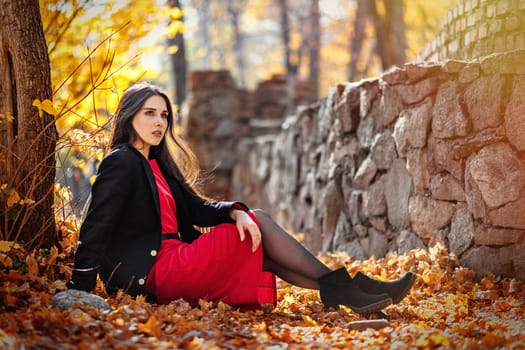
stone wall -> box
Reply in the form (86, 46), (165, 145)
(417, 0), (525, 62)
(229, 50), (525, 281)
(183, 71), (317, 199)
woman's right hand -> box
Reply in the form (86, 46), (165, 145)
(231, 209), (261, 252)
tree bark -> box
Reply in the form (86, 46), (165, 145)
(168, 0), (188, 108)
(0, 0), (58, 249)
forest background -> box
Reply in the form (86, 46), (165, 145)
(45, 0), (455, 230)
(2, 1), (525, 348)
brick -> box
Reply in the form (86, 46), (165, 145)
(489, 19), (503, 33)
(448, 39), (460, 52)
(467, 13), (476, 27)
(478, 22), (489, 39)
(486, 2), (496, 17)
(465, 0), (472, 12)
(516, 32), (525, 48)
(494, 35), (506, 51)
(496, 0), (510, 16)
(505, 16), (521, 31)
(507, 34), (515, 50)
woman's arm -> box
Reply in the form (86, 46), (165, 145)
(67, 148), (136, 292)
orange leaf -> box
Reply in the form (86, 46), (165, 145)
(137, 315), (162, 337)
(6, 190), (20, 207)
(26, 254), (39, 276)
(482, 332), (506, 347)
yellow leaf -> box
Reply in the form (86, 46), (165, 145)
(169, 7), (183, 20)
(7, 190), (20, 207)
(32, 99), (57, 118)
(167, 45), (179, 55)
(301, 315), (318, 327)
(0, 241), (20, 253)
(0, 113), (14, 123)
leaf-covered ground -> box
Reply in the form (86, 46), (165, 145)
(1, 224), (524, 349)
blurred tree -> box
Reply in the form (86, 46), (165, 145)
(0, 0), (58, 248)
(348, 0), (367, 81)
(227, 0), (247, 88)
(366, 0), (406, 70)
(195, 0), (212, 68)
(345, 0), (455, 82)
(308, 0), (320, 98)
(167, 0), (188, 107)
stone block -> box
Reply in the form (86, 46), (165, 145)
(379, 82), (404, 128)
(393, 97), (433, 157)
(362, 178), (386, 218)
(385, 159), (413, 230)
(432, 80), (471, 139)
(430, 173), (466, 202)
(505, 76), (525, 151)
(354, 156), (377, 189)
(394, 76), (441, 105)
(458, 64), (480, 84)
(430, 137), (465, 181)
(474, 225), (525, 246)
(468, 142), (524, 208)
(406, 149), (431, 192)
(465, 75), (504, 131)
(371, 131), (397, 170)
(396, 230), (426, 255)
(489, 196), (525, 230)
(460, 246), (514, 278)
(449, 207), (474, 256)
(409, 195), (455, 242)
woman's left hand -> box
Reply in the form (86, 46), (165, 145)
(231, 210), (261, 252)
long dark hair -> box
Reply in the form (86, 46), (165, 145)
(110, 82), (203, 196)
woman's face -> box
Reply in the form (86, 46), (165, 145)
(131, 95), (169, 157)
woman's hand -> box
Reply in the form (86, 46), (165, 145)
(230, 209), (261, 252)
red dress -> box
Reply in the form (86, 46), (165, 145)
(145, 160), (276, 310)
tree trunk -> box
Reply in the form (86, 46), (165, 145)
(308, 0), (320, 98)
(278, 0), (296, 75)
(366, 0), (406, 70)
(348, 0), (367, 81)
(197, 0), (211, 68)
(0, 0), (58, 249)
(168, 0), (188, 108)
(227, 0), (247, 88)
(388, 0), (406, 65)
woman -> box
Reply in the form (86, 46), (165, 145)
(67, 82), (415, 316)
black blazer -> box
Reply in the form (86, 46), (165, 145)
(67, 144), (247, 297)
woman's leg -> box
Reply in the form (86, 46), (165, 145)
(262, 255), (320, 289)
(253, 209), (331, 287)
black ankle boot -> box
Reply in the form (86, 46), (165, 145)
(353, 271), (416, 304)
(318, 268), (392, 316)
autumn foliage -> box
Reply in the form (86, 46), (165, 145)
(1, 223), (524, 349)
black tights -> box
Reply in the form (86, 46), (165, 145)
(253, 209), (331, 289)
